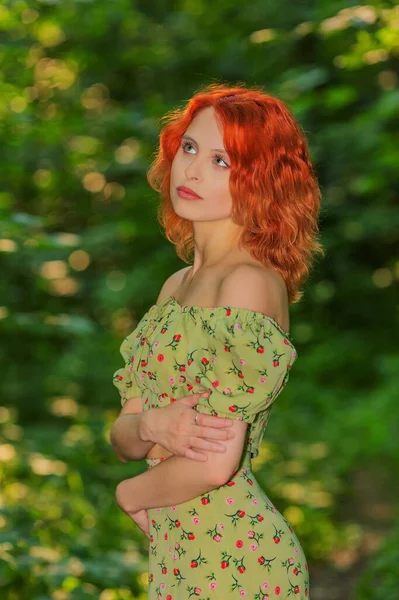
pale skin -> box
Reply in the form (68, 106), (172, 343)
(115, 106), (289, 536)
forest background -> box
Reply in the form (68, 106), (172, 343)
(1, 1), (398, 599)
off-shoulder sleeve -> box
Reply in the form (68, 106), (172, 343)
(112, 335), (142, 407)
(192, 313), (297, 423)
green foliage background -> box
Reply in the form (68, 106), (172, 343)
(0, 1), (398, 598)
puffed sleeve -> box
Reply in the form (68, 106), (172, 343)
(192, 312), (298, 422)
(112, 335), (142, 407)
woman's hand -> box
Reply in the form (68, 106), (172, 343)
(142, 392), (235, 462)
(115, 480), (150, 538)
(127, 508), (150, 538)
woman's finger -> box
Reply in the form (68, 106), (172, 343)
(183, 446), (209, 461)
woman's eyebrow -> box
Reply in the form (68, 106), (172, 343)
(182, 134), (227, 154)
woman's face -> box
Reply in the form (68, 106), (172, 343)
(170, 106), (233, 221)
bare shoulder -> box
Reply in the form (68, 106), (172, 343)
(155, 266), (191, 304)
(217, 264), (288, 322)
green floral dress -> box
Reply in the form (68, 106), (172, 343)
(113, 295), (310, 600)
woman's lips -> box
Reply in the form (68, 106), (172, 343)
(176, 187), (202, 200)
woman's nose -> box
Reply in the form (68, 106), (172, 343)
(185, 157), (203, 180)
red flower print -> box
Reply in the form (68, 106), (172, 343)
(113, 288), (306, 596)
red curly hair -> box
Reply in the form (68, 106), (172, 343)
(147, 82), (324, 305)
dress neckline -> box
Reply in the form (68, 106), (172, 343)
(150, 294), (296, 348)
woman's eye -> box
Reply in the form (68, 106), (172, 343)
(182, 141), (195, 153)
(181, 142), (229, 168)
(214, 154), (228, 168)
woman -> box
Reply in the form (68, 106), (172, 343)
(112, 83), (323, 599)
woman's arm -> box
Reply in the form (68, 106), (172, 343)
(116, 419), (248, 513)
(111, 267), (190, 462)
(110, 397), (156, 461)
